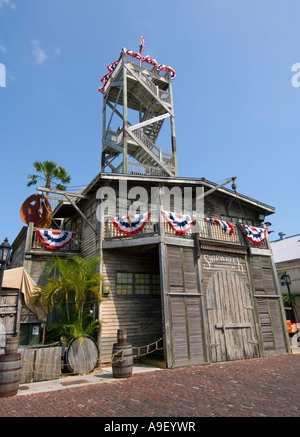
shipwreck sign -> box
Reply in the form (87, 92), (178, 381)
(202, 253), (245, 273)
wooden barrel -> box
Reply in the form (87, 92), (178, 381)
(112, 343), (133, 379)
(0, 353), (22, 398)
(5, 337), (19, 355)
(64, 335), (99, 375)
(117, 329), (128, 345)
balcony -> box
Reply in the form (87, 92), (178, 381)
(25, 226), (81, 255)
(103, 216), (269, 250)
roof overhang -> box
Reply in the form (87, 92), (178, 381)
(51, 172), (275, 219)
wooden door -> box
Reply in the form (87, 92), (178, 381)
(205, 269), (259, 362)
(0, 289), (20, 338)
(166, 246), (206, 367)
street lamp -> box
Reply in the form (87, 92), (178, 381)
(281, 271), (297, 323)
(0, 238), (11, 297)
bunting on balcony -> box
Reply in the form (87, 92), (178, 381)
(161, 211), (196, 235)
(204, 218), (234, 236)
(36, 230), (75, 250)
(244, 225), (267, 245)
(111, 212), (151, 235)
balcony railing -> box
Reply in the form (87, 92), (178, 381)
(127, 162), (167, 177)
(25, 220), (267, 254)
(103, 217), (268, 248)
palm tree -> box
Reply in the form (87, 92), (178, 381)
(34, 255), (102, 344)
(27, 160), (71, 191)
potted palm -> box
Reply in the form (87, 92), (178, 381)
(34, 255), (103, 374)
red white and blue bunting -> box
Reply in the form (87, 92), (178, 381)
(109, 210), (267, 245)
(36, 230), (75, 250)
(98, 36), (176, 94)
(204, 218), (234, 236)
(161, 211), (195, 235)
(111, 212), (151, 235)
(244, 225), (267, 245)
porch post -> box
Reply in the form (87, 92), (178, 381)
(158, 241), (172, 368)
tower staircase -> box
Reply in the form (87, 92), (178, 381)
(100, 50), (177, 177)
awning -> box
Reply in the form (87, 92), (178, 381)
(2, 267), (47, 322)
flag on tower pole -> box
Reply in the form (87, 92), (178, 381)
(139, 35), (145, 55)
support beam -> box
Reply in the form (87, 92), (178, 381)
(195, 177), (237, 201)
(126, 113), (170, 133)
(36, 186), (97, 234)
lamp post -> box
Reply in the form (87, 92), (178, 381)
(281, 271), (296, 323)
(0, 238), (11, 298)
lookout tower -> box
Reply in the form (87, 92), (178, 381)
(99, 42), (177, 177)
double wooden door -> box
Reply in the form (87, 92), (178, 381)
(205, 269), (259, 362)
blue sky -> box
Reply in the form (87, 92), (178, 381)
(0, 0), (300, 245)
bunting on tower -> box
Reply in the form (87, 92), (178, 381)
(98, 37), (176, 94)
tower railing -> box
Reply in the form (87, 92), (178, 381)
(127, 162), (165, 176)
(130, 128), (161, 159)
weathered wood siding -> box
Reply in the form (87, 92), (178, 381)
(249, 256), (288, 355)
(204, 191), (258, 224)
(0, 288), (41, 345)
(28, 257), (48, 286)
(19, 346), (62, 383)
(80, 200), (99, 260)
(10, 227), (27, 269)
(0, 289), (20, 337)
(100, 247), (162, 363)
(166, 246), (206, 367)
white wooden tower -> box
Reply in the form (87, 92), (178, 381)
(99, 44), (178, 177)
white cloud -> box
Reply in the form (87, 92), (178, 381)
(0, 0), (16, 10)
(54, 48), (61, 55)
(31, 40), (48, 64)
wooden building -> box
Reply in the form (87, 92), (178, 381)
(0, 267), (47, 348)
(10, 46), (290, 367)
(271, 233), (300, 323)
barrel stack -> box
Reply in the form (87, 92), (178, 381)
(0, 336), (21, 397)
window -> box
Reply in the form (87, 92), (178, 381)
(116, 272), (133, 295)
(135, 273), (150, 295)
(116, 272), (160, 296)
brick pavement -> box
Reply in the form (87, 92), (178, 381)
(0, 354), (299, 418)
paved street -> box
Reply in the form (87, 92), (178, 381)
(0, 354), (299, 418)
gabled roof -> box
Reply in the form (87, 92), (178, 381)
(52, 172), (275, 219)
(270, 234), (300, 263)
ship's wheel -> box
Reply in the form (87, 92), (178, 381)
(20, 194), (52, 228)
